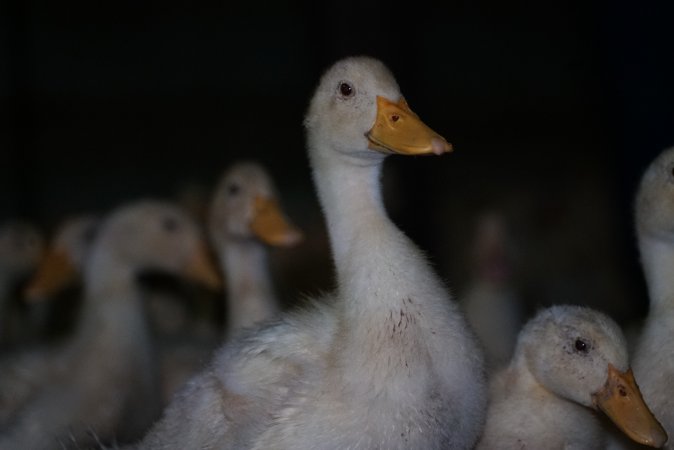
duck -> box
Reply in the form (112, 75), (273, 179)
(461, 211), (525, 373)
(0, 220), (44, 347)
(208, 161), (302, 339)
(20, 212), (218, 408)
(0, 200), (221, 449)
(133, 56), (487, 449)
(476, 304), (666, 449)
(618, 145), (674, 449)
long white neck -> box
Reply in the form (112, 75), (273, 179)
(311, 150), (433, 307)
(310, 148), (455, 393)
(638, 233), (674, 314)
(220, 238), (278, 334)
(78, 249), (150, 354)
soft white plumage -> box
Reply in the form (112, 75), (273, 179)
(623, 146), (674, 449)
(133, 56), (487, 449)
(477, 304), (666, 449)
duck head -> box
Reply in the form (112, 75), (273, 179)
(89, 201), (222, 292)
(520, 305), (667, 448)
(209, 162), (302, 248)
(304, 56), (451, 163)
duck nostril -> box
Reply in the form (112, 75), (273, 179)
(391, 115), (400, 122)
(618, 386), (627, 397)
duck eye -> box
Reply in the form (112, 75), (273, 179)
(574, 339), (588, 353)
(339, 82), (354, 98)
(162, 217), (179, 233)
(227, 183), (241, 196)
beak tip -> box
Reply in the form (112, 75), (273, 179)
(431, 137), (452, 155)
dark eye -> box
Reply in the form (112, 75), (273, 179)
(339, 82), (354, 98)
(162, 217), (179, 233)
(574, 338), (588, 353)
(227, 183), (240, 196)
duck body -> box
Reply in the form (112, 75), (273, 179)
(134, 56), (486, 449)
(479, 351), (604, 449)
(250, 152), (485, 449)
(624, 146), (674, 449)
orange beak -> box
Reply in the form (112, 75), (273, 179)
(250, 196), (303, 247)
(23, 248), (80, 302)
(366, 96), (452, 156)
(592, 364), (667, 448)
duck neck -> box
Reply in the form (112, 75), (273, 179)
(312, 151), (389, 280)
(311, 148), (450, 388)
(638, 233), (674, 314)
(221, 238), (278, 333)
(79, 249), (149, 350)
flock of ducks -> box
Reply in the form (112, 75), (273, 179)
(0, 56), (672, 449)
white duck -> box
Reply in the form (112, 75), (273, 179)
(208, 161), (302, 339)
(0, 200), (221, 449)
(476, 304), (666, 449)
(0, 220), (44, 346)
(461, 211), (524, 373)
(621, 145), (674, 449)
(134, 56), (486, 449)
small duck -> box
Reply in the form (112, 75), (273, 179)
(476, 305), (666, 449)
(0, 200), (221, 449)
(208, 161), (302, 339)
(133, 56), (486, 450)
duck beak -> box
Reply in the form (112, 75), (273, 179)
(23, 248), (79, 302)
(592, 364), (667, 448)
(366, 96), (452, 156)
(184, 242), (222, 291)
(250, 196), (303, 247)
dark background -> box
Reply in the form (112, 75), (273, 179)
(1, 0), (673, 327)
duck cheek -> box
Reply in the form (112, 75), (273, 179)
(591, 364), (667, 448)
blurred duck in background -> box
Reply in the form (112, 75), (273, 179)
(0, 220), (44, 348)
(461, 211), (525, 373)
(0, 200), (221, 449)
(476, 305), (666, 449)
(208, 161), (302, 340)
